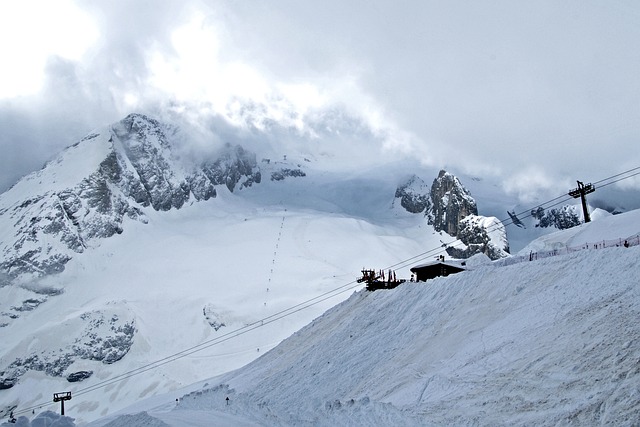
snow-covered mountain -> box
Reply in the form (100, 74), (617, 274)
(0, 114), (511, 423)
(1, 113), (637, 425)
(0, 114), (505, 285)
(0, 114), (263, 280)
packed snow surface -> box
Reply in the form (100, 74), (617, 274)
(75, 211), (640, 427)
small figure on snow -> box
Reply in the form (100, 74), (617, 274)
(226, 396), (230, 405)
(624, 240), (630, 248)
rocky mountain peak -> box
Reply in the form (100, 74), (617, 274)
(0, 115), (266, 280)
(394, 169), (508, 260)
(427, 169), (478, 236)
(200, 143), (262, 193)
(394, 175), (430, 214)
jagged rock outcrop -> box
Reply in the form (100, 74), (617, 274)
(446, 214), (510, 260)
(394, 170), (508, 260)
(394, 175), (431, 214)
(201, 143), (262, 192)
(271, 168), (306, 181)
(0, 114), (265, 280)
(427, 170), (478, 236)
(531, 205), (581, 229)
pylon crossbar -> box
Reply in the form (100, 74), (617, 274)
(53, 392), (71, 402)
(53, 392), (72, 416)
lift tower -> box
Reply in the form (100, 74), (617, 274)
(568, 180), (595, 223)
(53, 392), (72, 416)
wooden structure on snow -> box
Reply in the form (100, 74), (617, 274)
(410, 256), (466, 282)
(358, 269), (405, 291)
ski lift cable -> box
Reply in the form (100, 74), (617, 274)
(499, 166), (640, 228)
(592, 166), (640, 186)
(14, 275), (359, 413)
(13, 278), (361, 416)
(73, 283), (362, 399)
(73, 283), (359, 394)
(596, 170), (640, 189)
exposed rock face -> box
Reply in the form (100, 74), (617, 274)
(203, 304), (227, 331)
(201, 143), (262, 192)
(531, 206), (581, 229)
(67, 370), (93, 382)
(0, 378), (16, 390)
(428, 170), (478, 236)
(271, 168), (306, 181)
(394, 170), (508, 260)
(446, 215), (510, 260)
(0, 308), (135, 388)
(0, 114), (265, 280)
(394, 175), (430, 214)
(111, 115), (191, 211)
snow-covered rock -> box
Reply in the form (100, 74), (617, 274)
(394, 171), (508, 260)
(0, 114), (263, 281)
(428, 169), (478, 236)
(0, 305), (135, 389)
(393, 174), (430, 214)
(447, 214), (510, 260)
(530, 205), (581, 229)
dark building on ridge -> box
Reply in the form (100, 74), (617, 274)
(410, 257), (466, 282)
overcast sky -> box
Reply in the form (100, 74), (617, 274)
(1, 0), (639, 201)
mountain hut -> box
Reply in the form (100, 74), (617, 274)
(410, 258), (466, 282)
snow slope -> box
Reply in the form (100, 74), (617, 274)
(73, 210), (640, 426)
(1, 165), (454, 424)
(519, 208), (640, 254)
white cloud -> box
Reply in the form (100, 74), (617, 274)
(1, 0), (640, 196)
(503, 166), (572, 204)
(0, 0), (98, 98)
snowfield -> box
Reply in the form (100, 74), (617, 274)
(0, 168), (447, 425)
(66, 210), (640, 426)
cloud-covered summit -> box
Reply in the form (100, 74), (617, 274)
(1, 1), (639, 200)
